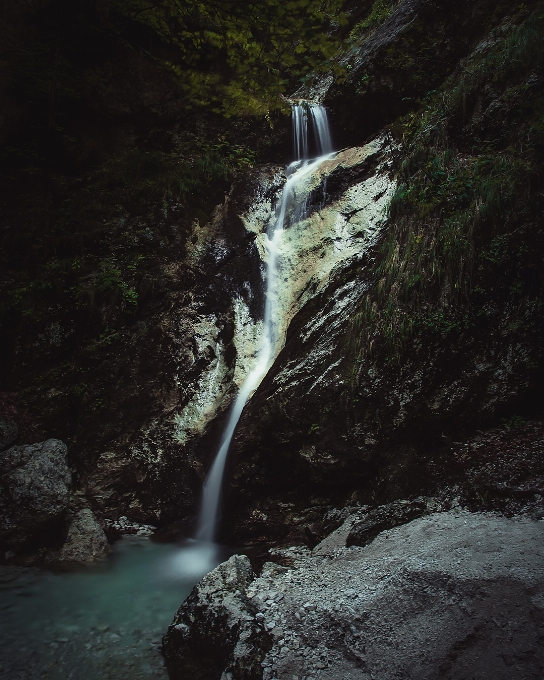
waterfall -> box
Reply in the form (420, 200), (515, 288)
(195, 103), (334, 542)
(309, 105), (333, 156)
(292, 105), (308, 161)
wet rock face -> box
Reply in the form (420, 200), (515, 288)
(86, 135), (396, 528)
(165, 512), (544, 680)
(221, 137), (398, 538)
(163, 554), (272, 680)
(226, 237), (541, 543)
(73, 187), (268, 524)
(59, 508), (109, 562)
(0, 439), (71, 547)
(323, 0), (519, 147)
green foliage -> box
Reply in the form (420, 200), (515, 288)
(349, 0), (399, 39)
(96, 327), (120, 348)
(3, 257), (80, 321)
(106, 0), (348, 115)
(350, 2), (544, 368)
(0, 140), (235, 325)
(95, 148), (231, 213)
(1, 0), (348, 189)
(502, 414), (526, 430)
(94, 262), (139, 313)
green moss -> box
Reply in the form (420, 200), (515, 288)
(502, 414), (526, 430)
(350, 2), (544, 369)
(65, 147), (231, 224)
(349, 0), (400, 39)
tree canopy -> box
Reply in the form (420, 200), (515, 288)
(106, 0), (348, 115)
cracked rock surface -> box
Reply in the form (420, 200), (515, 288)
(163, 511), (544, 680)
(0, 439), (71, 547)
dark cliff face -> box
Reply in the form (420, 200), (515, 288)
(1, 0), (543, 551)
(326, 0), (524, 146)
(222, 0), (544, 543)
(0, 0), (287, 532)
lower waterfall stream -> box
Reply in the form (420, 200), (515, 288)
(196, 103), (334, 542)
(0, 104), (335, 679)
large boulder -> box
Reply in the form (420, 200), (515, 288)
(164, 512), (544, 679)
(0, 439), (71, 546)
(163, 554), (272, 680)
(59, 508), (109, 562)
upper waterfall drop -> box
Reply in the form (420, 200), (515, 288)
(292, 105), (309, 161)
(309, 105), (333, 156)
(292, 103), (333, 160)
(195, 104), (334, 543)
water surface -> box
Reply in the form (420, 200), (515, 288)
(0, 537), (231, 679)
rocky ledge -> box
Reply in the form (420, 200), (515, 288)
(163, 510), (544, 680)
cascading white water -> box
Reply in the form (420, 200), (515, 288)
(308, 105), (333, 156)
(292, 105), (308, 161)
(195, 103), (334, 542)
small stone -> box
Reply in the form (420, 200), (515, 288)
(60, 509), (109, 562)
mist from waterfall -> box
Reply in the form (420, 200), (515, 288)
(195, 103), (334, 543)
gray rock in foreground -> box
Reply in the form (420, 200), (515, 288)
(60, 508), (109, 562)
(163, 554), (272, 680)
(0, 439), (71, 546)
(163, 511), (544, 680)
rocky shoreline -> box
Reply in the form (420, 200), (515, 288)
(160, 419), (544, 679)
(163, 510), (544, 680)
(2, 419), (542, 678)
